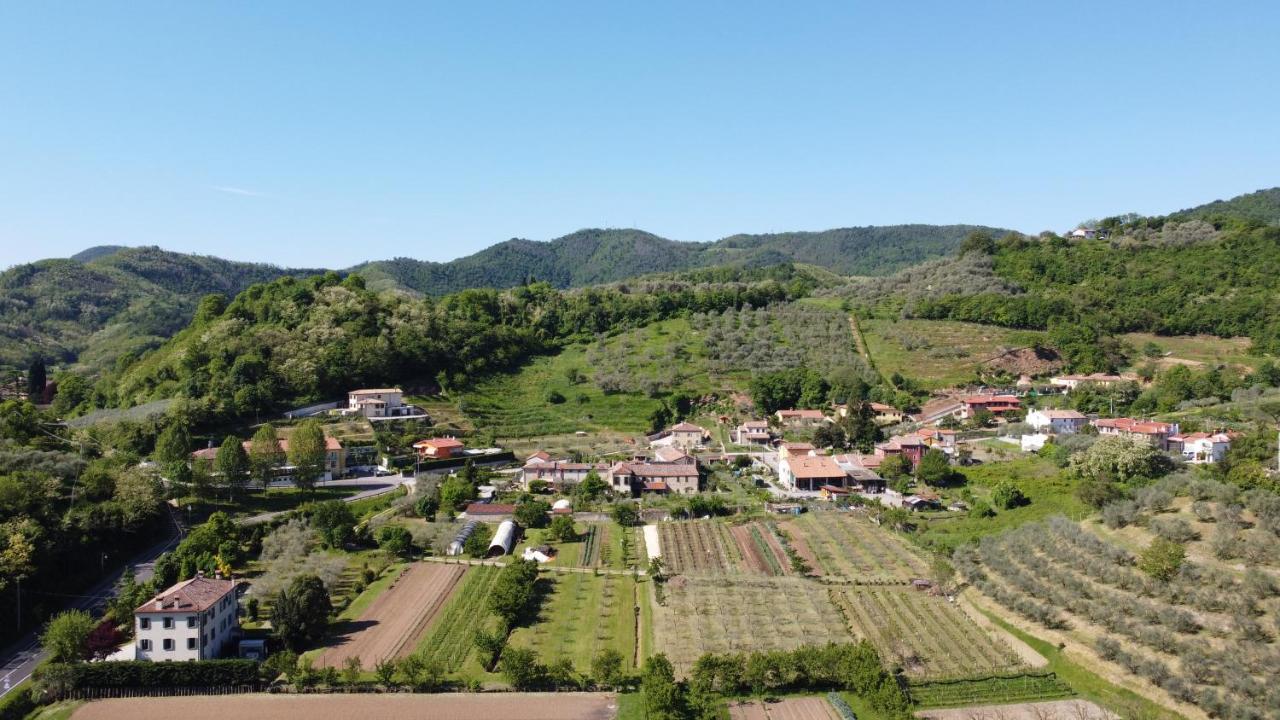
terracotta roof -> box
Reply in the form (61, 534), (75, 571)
(670, 422), (705, 433)
(962, 394), (1020, 405)
(1094, 418), (1176, 434)
(642, 481), (670, 491)
(740, 420), (770, 429)
(786, 455), (847, 480)
(415, 437), (465, 449)
(820, 484), (851, 494)
(465, 503), (515, 516)
(777, 409), (826, 420)
(869, 402), (898, 412)
(525, 451), (552, 465)
(654, 446), (692, 462)
(1035, 409), (1087, 419)
(782, 442), (814, 451)
(614, 462), (698, 479)
(136, 576), (236, 614)
(349, 388), (402, 395)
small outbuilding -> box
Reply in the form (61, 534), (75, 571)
(486, 520), (518, 558)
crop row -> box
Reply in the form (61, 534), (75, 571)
(417, 566), (500, 672)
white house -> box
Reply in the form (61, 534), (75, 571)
(1026, 408), (1088, 435)
(1169, 432), (1233, 464)
(733, 420), (773, 446)
(133, 574), (239, 661)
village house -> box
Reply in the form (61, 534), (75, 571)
(831, 454), (888, 493)
(778, 441), (815, 461)
(666, 422), (708, 449)
(132, 574), (239, 661)
(191, 436), (346, 482)
(733, 420), (774, 447)
(413, 436), (465, 460)
(836, 402), (903, 425)
(1168, 431), (1234, 464)
(1049, 374), (1127, 392)
(520, 452), (610, 491)
(959, 394), (1021, 420)
(1093, 418), (1180, 450)
(608, 460), (700, 496)
(917, 427), (959, 453)
(343, 388), (425, 419)
(1026, 408), (1089, 435)
(653, 446), (696, 464)
(779, 454), (847, 491)
(775, 409), (828, 428)
(875, 433), (928, 466)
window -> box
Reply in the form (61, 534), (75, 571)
(139, 639), (151, 651)
(139, 618), (150, 630)
(187, 638), (197, 650)
(162, 639), (174, 651)
(187, 616), (197, 628)
(162, 617), (174, 629)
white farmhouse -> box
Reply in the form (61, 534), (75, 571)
(1026, 408), (1088, 435)
(133, 574), (239, 661)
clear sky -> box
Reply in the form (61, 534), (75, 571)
(1, 2), (1277, 269)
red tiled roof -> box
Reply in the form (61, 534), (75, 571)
(782, 442), (815, 451)
(136, 576), (236, 614)
(1094, 418), (1176, 434)
(777, 409), (826, 419)
(670, 422), (705, 433)
(614, 462), (698, 479)
(415, 437), (464, 449)
(643, 481), (670, 491)
(786, 455), (846, 480)
(869, 402), (898, 412)
(962, 394), (1020, 405)
(465, 503), (515, 515)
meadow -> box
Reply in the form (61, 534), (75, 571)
(506, 572), (645, 674)
(859, 318), (1046, 388)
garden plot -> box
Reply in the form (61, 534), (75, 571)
(830, 587), (1024, 679)
(507, 572), (643, 673)
(316, 563), (466, 668)
(786, 511), (927, 582)
(416, 565), (502, 672)
(71, 693), (620, 720)
(652, 577), (854, 674)
(728, 522), (792, 576)
(729, 697), (841, 720)
(656, 520), (747, 576)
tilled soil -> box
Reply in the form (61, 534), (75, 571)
(316, 563), (466, 668)
(729, 697), (841, 720)
(72, 692), (619, 720)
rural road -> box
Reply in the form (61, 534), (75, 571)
(0, 506), (184, 699)
(237, 477), (405, 526)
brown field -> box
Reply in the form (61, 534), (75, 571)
(71, 693), (618, 720)
(729, 697), (840, 720)
(917, 699), (1113, 720)
(728, 523), (791, 576)
(317, 563), (466, 668)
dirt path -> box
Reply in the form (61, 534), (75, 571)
(72, 693), (619, 720)
(317, 563), (466, 668)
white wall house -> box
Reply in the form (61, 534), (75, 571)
(1026, 409), (1088, 434)
(347, 388), (405, 418)
(1170, 432), (1233, 464)
(134, 575), (239, 662)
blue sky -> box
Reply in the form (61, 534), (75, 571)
(1, 2), (1277, 269)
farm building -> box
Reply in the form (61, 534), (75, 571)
(464, 502), (516, 519)
(609, 461), (700, 496)
(487, 520), (518, 558)
(520, 456), (610, 490)
(779, 454), (846, 491)
(1093, 417), (1180, 449)
(413, 436), (465, 459)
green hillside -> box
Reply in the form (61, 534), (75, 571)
(1167, 186), (1280, 226)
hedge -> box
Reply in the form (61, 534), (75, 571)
(41, 660), (261, 689)
(0, 683), (35, 720)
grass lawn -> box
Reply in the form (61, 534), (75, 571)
(25, 701), (83, 720)
(911, 456), (1089, 555)
(507, 572), (642, 674)
(860, 318), (1046, 389)
(176, 486), (363, 522)
(512, 524), (591, 568)
(1121, 331), (1255, 371)
(974, 607), (1187, 720)
(616, 692), (645, 720)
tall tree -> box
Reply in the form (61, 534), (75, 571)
(41, 609), (95, 663)
(214, 435), (249, 501)
(248, 423), (283, 490)
(271, 574), (332, 651)
(288, 420), (327, 496)
(154, 423), (192, 468)
(26, 356), (46, 401)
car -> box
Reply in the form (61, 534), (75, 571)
(374, 468), (393, 477)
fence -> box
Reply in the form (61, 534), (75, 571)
(66, 685), (263, 700)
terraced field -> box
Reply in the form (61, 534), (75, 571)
(507, 572), (643, 673)
(784, 511), (927, 582)
(652, 577), (854, 673)
(831, 587), (1024, 679)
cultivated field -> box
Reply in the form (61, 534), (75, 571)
(317, 563), (466, 668)
(415, 564), (502, 673)
(69, 693), (619, 720)
(917, 699), (1113, 720)
(860, 319), (1046, 389)
(652, 577), (854, 673)
(728, 521), (793, 576)
(656, 520), (746, 575)
(831, 587), (1024, 679)
(507, 571), (644, 673)
(785, 511), (928, 582)
(728, 696), (841, 720)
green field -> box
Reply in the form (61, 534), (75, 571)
(176, 485), (363, 522)
(911, 456), (1089, 555)
(506, 571), (644, 673)
(860, 318), (1046, 388)
(416, 565), (502, 674)
(1120, 331), (1255, 370)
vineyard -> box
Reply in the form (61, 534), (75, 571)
(830, 587), (1024, 679)
(506, 572), (641, 673)
(579, 523), (604, 566)
(786, 511), (927, 582)
(652, 577), (854, 673)
(908, 673), (1076, 708)
(415, 565), (502, 673)
(956, 513), (1280, 720)
(656, 520), (747, 575)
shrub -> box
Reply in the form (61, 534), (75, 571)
(1151, 516), (1198, 543)
(1138, 537), (1185, 582)
(545, 390), (566, 404)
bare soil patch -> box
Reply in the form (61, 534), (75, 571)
(781, 521), (823, 576)
(729, 524), (771, 575)
(917, 698), (1113, 720)
(317, 563), (466, 668)
(71, 693), (618, 720)
(730, 697), (840, 720)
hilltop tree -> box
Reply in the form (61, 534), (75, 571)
(958, 230), (996, 257)
(248, 423), (283, 489)
(214, 435), (249, 501)
(288, 420), (327, 496)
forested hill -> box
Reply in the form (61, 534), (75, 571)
(350, 224), (1002, 295)
(0, 246), (323, 372)
(1167, 187), (1280, 226)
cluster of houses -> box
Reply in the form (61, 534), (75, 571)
(520, 443), (701, 496)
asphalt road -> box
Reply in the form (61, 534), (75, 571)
(0, 505), (184, 699)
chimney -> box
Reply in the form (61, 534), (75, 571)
(154, 598), (163, 610)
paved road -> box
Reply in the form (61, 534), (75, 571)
(237, 478), (404, 526)
(0, 506), (184, 699)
